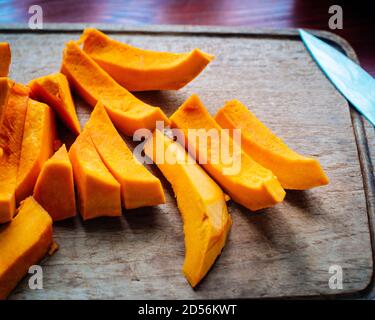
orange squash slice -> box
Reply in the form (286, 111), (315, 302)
(144, 129), (231, 287)
(0, 82), (29, 223)
(0, 197), (53, 299)
(61, 41), (169, 136)
(16, 99), (56, 203)
(215, 100), (329, 189)
(68, 128), (121, 220)
(81, 28), (214, 91)
(85, 102), (165, 209)
(33, 144), (76, 221)
(0, 43), (11, 77)
(0, 77), (12, 124)
(29, 73), (81, 135)
(170, 94), (285, 211)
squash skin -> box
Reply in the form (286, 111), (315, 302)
(215, 100), (329, 190)
(69, 129), (121, 220)
(85, 102), (165, 209)
(0, 82), (29, 223)
(61, 41), (170, 136)
(144, 129), (231, 287)
(81, 28), (214, 91)
(29, 73), (81, 135)
(33, 144), (76, 221)
(16, 99), (56, 204)
(170, 94), (286, 211)
(0, 43), (11, 77)
(0, 196), (53, 299)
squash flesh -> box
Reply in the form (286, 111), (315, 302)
(0, 77), (12, 124)
(0, 82), (29, 223)
(215, 100), (329, 189)
(0, 43), (11, 77)
(16, 99), (56, 204)
(85, 102), (165, 209)
(170, 94), (286, 211)
(29, 73), (81, 135)
(144, 129), (232, 287)
(0, 196), (53, 299)
(61, 41), (170, 136)
(33, 144), (76, 221)
(81, 28), (214, 91)
(69, 129), (121, 220)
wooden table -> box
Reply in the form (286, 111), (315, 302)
(0, 0), (373, 76)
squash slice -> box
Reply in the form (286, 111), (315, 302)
(81, 28), (214, 91)
(34, 144), (76, 221)
(85, 102), (165, 209)
(16, 99), (56, 203)
(61, 41), (170, 136)
(215, 100), (329, 189)
(0, 77), (12, 124)
(69, 128), (121, 220)
(170, 94), (285, 211)
(0, 43), (11, 77)
(0, 82), (29, 223)
(144, 129), (231, 287)
(0, 196), (53, 299)
(29, 73), (81, 135)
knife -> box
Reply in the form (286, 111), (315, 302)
(299, 29), (375, 126)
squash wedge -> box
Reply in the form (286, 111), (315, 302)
(33, 144), (76, 221)
(16, 99), (56, 204)
(29, 73), (81, 135)
(85, 102), (165, 209)
(0, 196), (53, 299)
(170, 94), (285, 211)
(61, 41), (170, 136)
(0, 77), (12, 128)
(0, 82), (29, 223)
(215, 100), (329, 189)
(69, 128), (121, 220)
(0, 43), (11, 77)
(144, 129), (231, 287)
(81, 28), (214, 91)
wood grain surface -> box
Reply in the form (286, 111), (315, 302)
(2, 25), (374, 299)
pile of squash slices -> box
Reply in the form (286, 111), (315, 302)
(0, 28), (329, 298)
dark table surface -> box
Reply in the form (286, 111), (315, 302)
(0, 0), (374, 76)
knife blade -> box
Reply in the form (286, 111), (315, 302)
(299, 29), (375, 126)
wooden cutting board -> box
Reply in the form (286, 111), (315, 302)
(2, 24), (374, 299)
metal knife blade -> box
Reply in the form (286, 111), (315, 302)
(299, 29), (375, 126)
